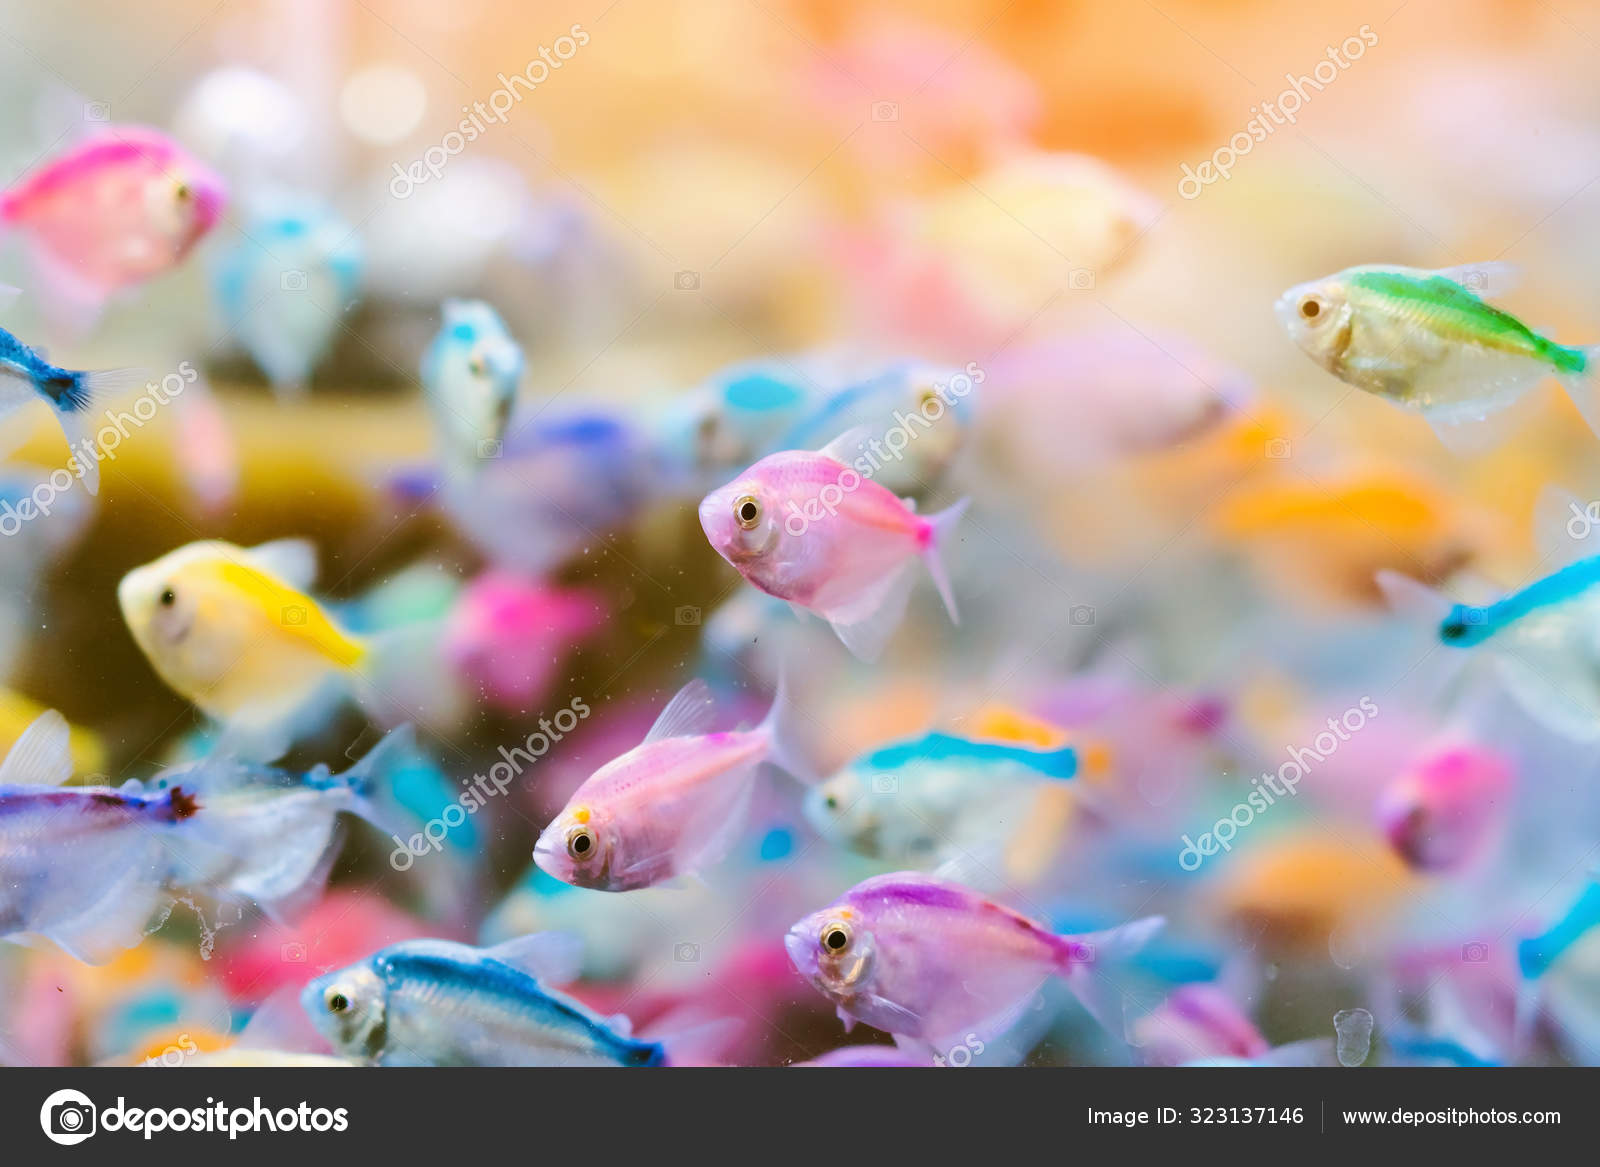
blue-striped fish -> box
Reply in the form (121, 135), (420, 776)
(804, 730), (1077, 867)
(0, 318), (133, 495)
(302, 935), (672, 1066)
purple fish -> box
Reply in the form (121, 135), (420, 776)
(785, 872), (1162, 1053)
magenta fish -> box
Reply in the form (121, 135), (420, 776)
(2, 126), (226, 330)
(533, 678), (804, 891)
(785, 872), (1162, 1053)
(1131, 983), (1270, 1066)
(443, 571), (604, 712)
(698, 431), (968, 660)
(1376, 743), (1514, 871)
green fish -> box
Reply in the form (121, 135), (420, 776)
(1276, 262), (1600, 452)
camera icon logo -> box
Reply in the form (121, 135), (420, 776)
(1461, 941), (1489, 963)
(1459, 268), (1489, 291)
(675, 605), (701, 627)
(477, 438), (503, 460)
(871, 101), (899, 122)
(674, 270), (700, 291)
(1264, 437), (1292, 460)
(83, 102), (110, 122)
(871, 774), (898, 794)
(281, 269), (309, 292)
(281, 605), (307, 626)
(1069, 604), (1096, 626)
(674, 942), (700, 963)
(1462, 607), (1487, 626)
(1068, 267), (1096, 290)
(40, 1089), (97, 1145)
(1065, 940), (1095, 964)
(281, 941), (307, 963)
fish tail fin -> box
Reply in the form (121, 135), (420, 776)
(337, 724), (419, 835)
(920, 496), (969, 624)
(647, 1009), (744, 1068)
(1375, 569), (1455, 630)
(757, 666), (813, 784)
(44, 368), (142, 497)
(1556, 345), (1600, 439)
(1052, 915), (1165, 1039)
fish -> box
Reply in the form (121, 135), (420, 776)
(785, 872), (1163, 1052)
(1130, 983), (1270, 1066)
(1376, 743), (1514, 871)
(1, 126), (226, 333)
(0, 690), (106, 776)
(533, 677), (803, 891)
(420, 299), (524, 469)
(301, 934), (671, 1066)
(698, 430), (969, 661)
(442, 571), (603, 712)
(0, 326), (137, 495)
(803, 731), (1078, 871)
(1380, 558), (1600, 743)
(664, 354), (980, 496)
(1275, 262), (1600, 452)
(0, 712), (402, 963)
(211, 196), (362, 394)
(396, 408), (673, 575)
(117, 538), (371, 744)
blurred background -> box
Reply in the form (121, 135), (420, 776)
(4, 0), (1600, 1068)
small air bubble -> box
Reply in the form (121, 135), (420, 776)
(1333, 1007), (1374, 1067)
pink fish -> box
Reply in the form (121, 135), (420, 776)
(785, 872), (1163, 1052)
(443, 571), (604, 712)
(532, 678), (803, 891)
(1131, 984), (1270, 1066)
(1376, 743), (1514, 871)
(698, 433), (968, 660)
(1, 127), (226, 330)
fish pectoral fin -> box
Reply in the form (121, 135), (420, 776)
(483, 932), (584, 986)
(671, 762), (760, 876)
(40, 843), (171, 965)
(825, 560), (919, 662)
(642, 678), (718, 744)
(1420, 407), (1512, 457)
(0, 709), (74, 785)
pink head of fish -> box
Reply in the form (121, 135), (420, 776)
(1377, 744), (1514, 872)
(3, 127), (227, 289)
(443, 572), (603, 710)
(698, 449), (927, 612)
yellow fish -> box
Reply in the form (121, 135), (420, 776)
(117, 539), (369, 736)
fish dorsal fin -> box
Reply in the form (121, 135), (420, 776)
(1431, 262), (1521, 300)
(643, 679), (717, 745)
(483, 932), (583, 985)
(817, 425), (874, 466)
(0, 710), (73, 785)
(245, 538), (318, 591)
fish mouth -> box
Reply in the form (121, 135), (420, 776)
(783, 928), (815, 976)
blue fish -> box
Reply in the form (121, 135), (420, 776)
(0, 325), (131, 495)
(211, 197), (362, 394)
(302, 935), (671, 1066)
(420, 299), (524, 469)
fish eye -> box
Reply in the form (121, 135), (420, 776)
(468, 356), (486, 377)
(159, 587), (176, 608)
(823, 794), (839, 810)
(820, 920), (852, 954)
(566, 825), (596, 860)
(324, 987), (349, 1013)
(175, 182), (191, 201)
(920, 388), (940, 409)
(1298, 296), (1322, 320)
(734, 494), (761, 530)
